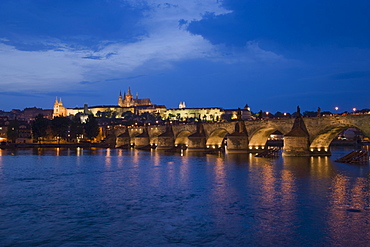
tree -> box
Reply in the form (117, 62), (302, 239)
(139, 112), (156, 122)
(32, 114), (50, 142)
(7, 119), (19, 143)
(84, 115), (99, 140)
(51, 117), (71, 142)
(303, 111), (317, 117)
(70, 115), (84, 141)
(168, 113), (175, 120)
(222, 113), (232, 121)
(103, 110), (113, 118)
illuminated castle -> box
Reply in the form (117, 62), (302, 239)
(118, 87), (152, 107)
(53, 87), (165, 118)
(52, 87), (252, 121)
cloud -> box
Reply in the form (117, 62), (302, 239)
(0, 43), (88, 92)
(0, 0), (285, 93)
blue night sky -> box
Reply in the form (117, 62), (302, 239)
(0, 0), (369, 113)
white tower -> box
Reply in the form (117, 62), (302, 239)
(179, 101), (186, 109)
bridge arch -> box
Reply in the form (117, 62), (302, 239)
(310, 125), (366, 151)
(248, 127), (285, 149)
(175, 130), (192, 146)
(206, 128), (229, 148)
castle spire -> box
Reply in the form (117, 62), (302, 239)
(118, 90), (123, 106)
(127, 86), (132, 96)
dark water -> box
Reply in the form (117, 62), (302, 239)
(0, 147), (369, 246)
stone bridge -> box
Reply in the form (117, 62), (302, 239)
(114, 114), (370, 156)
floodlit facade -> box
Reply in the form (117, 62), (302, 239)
(52, 87), (252, 121)
(53, 88), (166, 118)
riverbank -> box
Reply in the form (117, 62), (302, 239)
(0, 142), (113, 149)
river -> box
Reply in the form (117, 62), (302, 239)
(0, 147), (369, 246)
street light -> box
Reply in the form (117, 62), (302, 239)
(353, 108), (357, 112)
(335, 107), (339, 111)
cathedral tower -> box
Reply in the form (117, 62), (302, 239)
(118, 91), (124, 107)
(53, 97), (67, 117)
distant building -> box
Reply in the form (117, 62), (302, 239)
(163, 107), (224, 121)
(52, 87), (252, 122)
(17, 121), (33, 143)
(53, 87), (166, 118)
(0, 107), (52, 121)
(0, 116), (8, 142)
(163, 104), (252, 122)
(118, 87), (152, 107)
(224, 104), (253, 120)
(0, 116), (32, 143)
(53, 98), (67, 117)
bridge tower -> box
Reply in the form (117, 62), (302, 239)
(156, 124), (175, 149)
(227, 109), (249, 152)
(187, 121), (207, 151)
(283, 108), (310, 156)
(115, 128), (131, 148)
(134, 126), (150, 148)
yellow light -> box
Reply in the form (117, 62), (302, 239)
(353, 108), (356, 112)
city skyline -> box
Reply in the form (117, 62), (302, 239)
(0, 0), (369, 112)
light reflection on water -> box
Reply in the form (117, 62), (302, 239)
(0, 147), (368, 246)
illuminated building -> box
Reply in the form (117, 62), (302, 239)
(52, 87), (252, 122)
(53, 87), (166, 118)
(118, 87), (153, 107)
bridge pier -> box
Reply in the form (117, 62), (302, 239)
(188, 136), (207, 151)
(156, 125), (175, 150)
(283, 113), (311, 156)
(227, 120), (249, 153)
(115, 130), (131, 148)
(134, 127), (150, 149)
(187, 122), (207, 151)
(283, 136), (310, 156)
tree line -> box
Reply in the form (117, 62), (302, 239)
(28, 114), (99, 143)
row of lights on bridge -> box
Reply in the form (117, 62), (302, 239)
(335, 107), (357, 112)
(311, 148), (329, 152)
